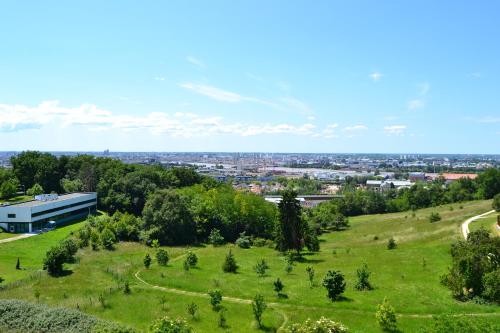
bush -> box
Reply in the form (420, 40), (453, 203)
(387, 237), (397, 250)
(208, 228), (225, 246)
(429, 212), (441, 223)
(254, 259), (269, 277)
(208, 289), (222, 311)
(186, 302), (198, 319)
(156, 249), (169, 266)
(90, 230), (100, 250)
(185, 251), (198, 267)
(149, 316), (192, 333)
(286, 317), (349, 333)
(355, 263), (372, 291)
(376, 298), (397, 332)
(43, 245), (69, 276)
(236, 232), (252, 248)
(493, 193), (500, 211)
(222, 250), (238, 273)
(100, 228), (116, 250)
(143, 254), (152, 269)
(252, 294), (267, 328)
(482, 268), (500, 303)
(322, 270), (346, 301)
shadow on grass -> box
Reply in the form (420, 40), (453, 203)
(54, 269), (73, 278)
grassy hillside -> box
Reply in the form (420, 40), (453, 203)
(0, 200), (498, 332)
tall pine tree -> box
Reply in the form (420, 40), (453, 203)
(275, 190), (305, 253)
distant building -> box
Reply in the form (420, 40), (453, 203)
(409, 172), (426, 182)
(366, 179), (412, 192)
(440, 173), (478, 182)
(0, 193), (97, 233)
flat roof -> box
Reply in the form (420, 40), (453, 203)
(1, 193), (96, 208)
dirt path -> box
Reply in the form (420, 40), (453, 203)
(0, 233), (36, 244)
(461, 210), (495, 239)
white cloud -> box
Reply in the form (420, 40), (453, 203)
(307, 115), (316, 121)
(407, 99), (425, 111)
(343, 125), (368, 132)
(186, 55), (206, 69)
(0, 100), (329, 139)
(369, 72), (383, 82)
(314, 123), (339, 139)
(384, 125), (407, 136)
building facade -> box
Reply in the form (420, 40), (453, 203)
(0, 192), (97, 233)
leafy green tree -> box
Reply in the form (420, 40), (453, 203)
(476, 168), (500, 199)
(90, 230), (100, 250)
(306, 266), (315, 288)
(222, 250), (238, 273)
(187, 302), (198, 319)
(355, 263), (373, 291)
(0, 180), (18, 199)
(43, 245), (68, 276)
(387, 237), (397, 250)
(156, 249), (169, 266)
(27, 183), (44, 196)
(208, 289), (222, 311)
(143, 254), (152, 269)
(322, 270), (346, 301)
(376, 298), (397, 332)
(254, 259), (270, 277)
(186, 251), (198, 267)
(149, 316), (192, 333)
(100, 228), (116, 250)
(61, 178), (83, 193)
(276, 189), (305, 253)
(482, 269), (500, 303)
(11, 151), (62, 193)
(252, 294), (267, 329)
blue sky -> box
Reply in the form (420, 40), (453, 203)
(0, 1), (499, 153)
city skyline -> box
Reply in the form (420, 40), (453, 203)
(1, 1), (499, 153)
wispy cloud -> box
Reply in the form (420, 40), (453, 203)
(369, 72), (383, 82)
(470, 72), (482, 79)
(186, 55), (206, 69)
(179, 83), (242, 102)
(343, 125), (368, 132)
(407, 82), (430, 111)
(384, 125), (407, 136)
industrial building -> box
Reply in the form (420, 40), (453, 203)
(0, 192), (97, 233)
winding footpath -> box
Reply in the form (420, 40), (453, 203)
(461, 210), (495, 239)
(0, 233), (36, 244)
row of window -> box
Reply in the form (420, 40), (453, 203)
(31, 199), (97, 218)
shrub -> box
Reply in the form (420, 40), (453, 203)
(208, 289), (222, 311)
(252, 294), (267, 328)
(43, 245), (67, 276)
(236, 232), (252, 248)
(143, 254), (152, 269)
(149, 316), (192, 333)
(306, 266), (315, 288)
(222, 250), (238, 273)
(60, 238), (78, 261)
(482, 268), (500, 303)
(185, 251), (198, 267)
(492, 193), (500, 211)
(90, 231), (100, 250)
(100, 228), (116, 250)
(187, 302), (198, 319)
(387, 237), (397, 250)
(208, 228), (225, 246)
(429, 212), (441, 223)
(322, 270), (346, 301)
(123, 280), (131, 294)
(254, 259), (269, 277)
(156, 249), (169, 266)
(286, 317), (349, 333)
(273, 278), (284, 296)
(376, 298), (397, 332)
(355, 263), (373, 291)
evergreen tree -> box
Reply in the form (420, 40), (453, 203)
(222, 250), (238, 273)
(275, 189), (305, 253)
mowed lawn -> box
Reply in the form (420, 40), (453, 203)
(1, 200), (499, 332)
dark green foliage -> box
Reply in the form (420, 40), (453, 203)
(222, 250), (238, 273)
(423, 314), (500, 333)
(90, 230), (100, 250)
(0, 180), (18, 199)
(236, 232), (252, 248)
(183, 259), (190, 272)
(11, 151), (62, 193)
(0, 277), (3, 285)
(26, 183), (44, 196)
(355, 263), (373, 291)
(254, 259), (269, 277)
(387, 237), (397, 250)
(493, 193), (500, 211)
(251, 294), (267, 328)
(208, 289), (222, 311)
(0, 299), (136, 333)
(143, 254), (152, 269)
(208, 228), (225, 246)
(217, 308), (227, 328)
(187, 302), (198, 319)
(441, 229), (500, 302)
(476, 168), (500, 199)
(322, 270), (346, 301)
(276, 189), (305, 253)
(429, 212), (441, 223)
(156, 249), (169, 266)
(185, 251), (198, 267)
(15, 258), (20, 270)
(100, 227), (116, 250)
(43, 239), (78, 276)
(123, 280), (131, 294)
(273, 278), (284, 295)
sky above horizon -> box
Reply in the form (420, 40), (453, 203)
(0, 1), (499, 153)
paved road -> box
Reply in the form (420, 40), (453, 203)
(461, 210), (495, 239)
(0, 233), (36, 244)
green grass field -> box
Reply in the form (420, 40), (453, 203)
(0, 231), (17, 241)
(0, 200), (498, 332)
(469, 212), (499, 236)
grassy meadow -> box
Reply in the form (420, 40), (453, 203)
(0, 200), (499, 332)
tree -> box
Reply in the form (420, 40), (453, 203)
(16, 258), (20, 270)
(252, 294), (267, 329)
(276, 189), (305, 253)
(222, 250), (238, 273)
(149, 316), (192, 333)
(0, 180), (18, 199)
(100, 227), (116, 250)
(273, 278), (284, 296)
(11, 151), (62, 193)
(156, 249), (169, 266)
(43, 245), (67, 276)
(387, 237), (397, 250)
(144, 254), (152, 269)
(355, 263), (373, 291)
(429, 212), (441, 223)
(187, 302), (198, 319)
(185, 251), (198, 267)
(482, 269), (500, 303)
(322, 270), (346, 301)
(208, 289), (222, 311)
(493, 193), (500, 212)
(306, 266), (315, 288)
(287, 317), (349, 333)
(254, 259), (269, 277)
(476, 168), (500, 199)
(376, 298), (397, 332)
(27, 183), (44, 196)
(208, 228), (225, 246)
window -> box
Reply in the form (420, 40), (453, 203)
(8, 213), (16, 218)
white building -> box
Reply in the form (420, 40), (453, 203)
(0, 192), (97, 233)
